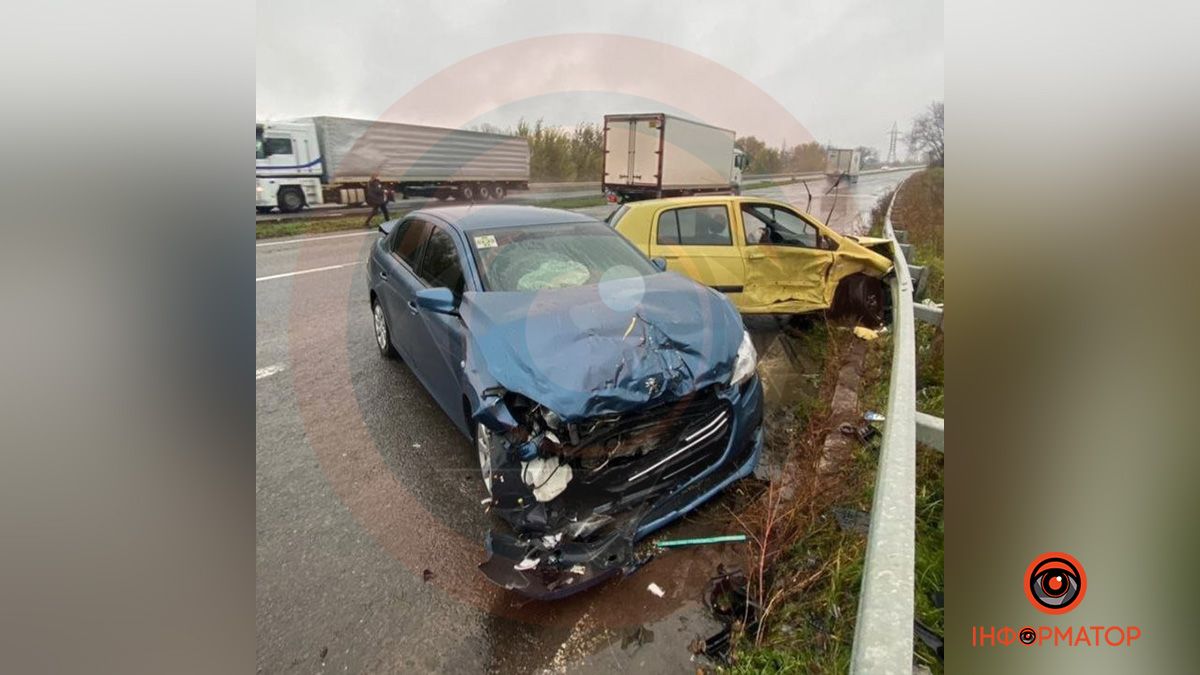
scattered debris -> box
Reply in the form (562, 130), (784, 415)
(422, 569), (434, 583)
(694, 568), (759, 664)
(853, 325), (880, 341)
(832, 507), (871, 535)
(914, 619), (944, 661)
(654, 534), (747, 549)
(647, 582), (666, 597)
(841, 421), (880, 443)
(318, 646), (328, 661)
(620, 625), (655, 650)
(864, 410), (886, 423)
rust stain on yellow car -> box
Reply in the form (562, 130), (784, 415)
(610, 196), (892, 314)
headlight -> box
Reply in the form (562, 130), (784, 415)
(730, 330), (757, 386)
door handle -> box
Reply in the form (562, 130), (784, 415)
(407, 300), (419, 314)
(379, 270), (388, 280)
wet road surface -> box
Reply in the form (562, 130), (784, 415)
(255, 169), (916, 673)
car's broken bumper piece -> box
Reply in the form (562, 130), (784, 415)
(479, 376), (764, 600)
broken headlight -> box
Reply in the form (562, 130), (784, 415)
(730, 330), (758, 386)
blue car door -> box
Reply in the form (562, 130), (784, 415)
(376, 218), (433, 361)
(407, 223), (470, 432)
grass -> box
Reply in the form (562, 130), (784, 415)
(727, 170), (945, 673)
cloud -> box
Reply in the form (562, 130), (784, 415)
(256, 0), (942, 151)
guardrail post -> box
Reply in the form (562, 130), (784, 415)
(913, 302), (943, 328)
(914, 412), (944, 453)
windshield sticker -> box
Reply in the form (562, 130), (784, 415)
(474, 235), (498, 249)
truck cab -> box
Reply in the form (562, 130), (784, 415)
(732, 148), (748, 193)
(256, 120), (325, 212)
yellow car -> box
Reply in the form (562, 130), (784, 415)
(609, 196), (894, 316)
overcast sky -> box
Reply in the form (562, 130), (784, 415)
(256, 0), (942, 152)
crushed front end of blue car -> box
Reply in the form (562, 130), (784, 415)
(455, 273), (765, 599)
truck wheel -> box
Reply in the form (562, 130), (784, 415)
(491, 184), (506, 200)
(278, 187), (304, 213)
(478, 185), (493, 200)
(457, 184), (475, 201)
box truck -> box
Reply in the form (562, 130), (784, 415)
(255, 116), (530, 212)
(825, 148), (861, 184)
(602, 113), (747, 203)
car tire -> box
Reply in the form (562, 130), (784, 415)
(832, 274), (886, 326)
(475, 422), (494, 495)
(490, 184), (506, 200)
(372, 297), (397, 358)
(278, 187), (304, 213)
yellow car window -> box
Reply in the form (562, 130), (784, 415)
(657, 205), (732, 246)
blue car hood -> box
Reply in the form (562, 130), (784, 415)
(459, 272), (744, 422)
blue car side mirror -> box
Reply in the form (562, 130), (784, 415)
(415, 287), (457, 315)
(651, 257), (668, 272)
(378, 219), (397, 236)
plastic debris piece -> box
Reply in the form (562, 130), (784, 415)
(654, 535), (747, 549)
(522, 455), (573, 502)
(853, 325), (880, 341)
(647, 582), (665, 597)
(422, 569), (434, 583)
(864, 410), (886, 423)
(514, 556), (539, 571)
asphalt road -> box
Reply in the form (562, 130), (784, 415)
(255, 169), (917, 673)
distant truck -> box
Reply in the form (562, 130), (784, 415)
(255, 116), (530, 212)
(602, 113), (747, 203)
(825, 148), (861, 184)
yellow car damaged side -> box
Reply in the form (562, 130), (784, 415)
(610, 196), (893, 314)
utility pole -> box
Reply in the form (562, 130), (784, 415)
(886, 121), (900, 165)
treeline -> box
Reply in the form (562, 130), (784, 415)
(474, 119), (604, 182)
(735, 136), (829, 175)
(474, 119), (885, 181)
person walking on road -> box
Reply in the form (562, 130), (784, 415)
(364, 175), (390, 227)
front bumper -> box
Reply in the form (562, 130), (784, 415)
(479, 376), (765, 599)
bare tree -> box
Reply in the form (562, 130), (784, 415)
(907, 101), (944, 166)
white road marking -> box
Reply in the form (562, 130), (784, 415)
(256, 364), (286, 380)
(256, 262), (358, 283)
(256, 230), (376, 248)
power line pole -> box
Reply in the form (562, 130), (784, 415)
(886, 121), (900, 165)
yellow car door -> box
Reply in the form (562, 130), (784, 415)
(736, 202), (837, 313)
(647, 203), (746, 296)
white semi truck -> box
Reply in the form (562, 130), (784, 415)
(255, 116), (531, 213)
(601, 113), (747, 203)
(825, 147), (862, 184)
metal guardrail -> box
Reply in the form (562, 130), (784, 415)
(849, 178), (945, 674)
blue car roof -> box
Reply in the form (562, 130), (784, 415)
(414, 204), (597, 232)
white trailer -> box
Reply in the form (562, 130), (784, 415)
(825, 148), (862, 184)
(602, 113), (746, 202)
(256, 117), (530, 213)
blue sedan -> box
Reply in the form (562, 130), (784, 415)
(367, 205), (764, 599)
